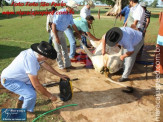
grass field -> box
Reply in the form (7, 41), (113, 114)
(0, 5), (162, 121)
(0, 7), (160, 72)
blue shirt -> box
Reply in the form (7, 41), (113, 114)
(119, 27), (142, 52)
(53, 8), (74, 31)
(73, 17), (89, 32)
(121, 5), (130, 24)
(1, 49), (40, 84)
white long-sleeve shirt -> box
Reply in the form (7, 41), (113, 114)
(80, 6), (91, 19)
(127, 4), (145, 29)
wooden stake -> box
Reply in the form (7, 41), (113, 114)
(98, 9), (100, 20)
(120, 14), (122, 21)
(7, 10), (9, 18)
(20, 9), (22, 18)
(31, 9), (32, 18)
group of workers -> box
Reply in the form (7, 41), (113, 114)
(1, 0), (162, 120)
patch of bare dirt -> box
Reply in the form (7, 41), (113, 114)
(37, 47), (163, 122)
(0, 84), (18, 109)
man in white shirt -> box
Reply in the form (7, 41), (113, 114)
(80, 1), (95, 19)
(124, 0), (145, 32)
(46, 7), (57, 45)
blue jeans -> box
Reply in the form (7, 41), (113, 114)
(1, 78), (36, 112)
(81, 33), (87, 47)
(64, 28), (76, 59)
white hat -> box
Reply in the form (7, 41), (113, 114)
(87, 0), (95, 8)
(140, 2), (147, 7)
(66, 0), (79, 11)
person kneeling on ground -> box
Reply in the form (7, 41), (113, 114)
(0, 41), (69, 119)
(101, 26), (143, 82)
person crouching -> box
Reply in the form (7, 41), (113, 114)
(0, 41), (69, 119)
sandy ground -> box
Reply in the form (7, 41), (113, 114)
(38, 47), (163, 122)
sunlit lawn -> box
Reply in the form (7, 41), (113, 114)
(0, 6), (160, 72)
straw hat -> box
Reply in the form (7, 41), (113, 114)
(87, 0), (95, 8)
(67, 0), (79, 11)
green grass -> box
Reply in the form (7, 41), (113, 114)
(0, 6), (160, 72)
(0, 93), (64, 122)
(0, 93), (10, 105)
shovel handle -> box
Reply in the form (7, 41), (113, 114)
(43, 78), (79, 88)
(42, 82), (59, 87)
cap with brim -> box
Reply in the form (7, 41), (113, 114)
(31, 41), (57, 60)
(105, 27), (123, 47)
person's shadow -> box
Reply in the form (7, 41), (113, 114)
(0, 44), (26, 59)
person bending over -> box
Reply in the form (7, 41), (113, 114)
(1, 41), (69, 119)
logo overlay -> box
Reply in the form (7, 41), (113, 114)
(1, 108), (26, 121)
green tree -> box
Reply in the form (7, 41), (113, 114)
(106, 0), (129, 16)
(106, 0), (115, 6)
(139, 0), (145, 3)
(2, 0), (9, 6)
(94, 0), (115, 6)
(150, 0), (158, 8)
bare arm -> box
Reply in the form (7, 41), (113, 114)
(120, 51), (134, 61)
(88, 23), (91, 29)
(145, 18), (150, 30)
(131, 24), (139, 30)
(124, 19), (138, 28)
(28, 74), (57, 101)
(133, 20), (138, 27)
(52, 23), (60, 44)
(124, 18), (128, 27)
(72, 24), (81, 39)
(41, 62), (69, 80)
(86, 32), (100, 41)
(101, 34), (106, 55)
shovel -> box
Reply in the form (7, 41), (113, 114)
(107, 77), (134, 93)
(43, 78), (78, 88)
(114, 17), (118, 27)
